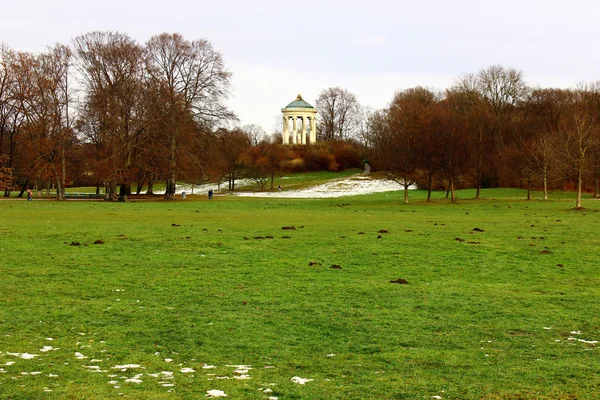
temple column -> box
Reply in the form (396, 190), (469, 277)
(301, 116), (307, 144)
(283, 116), (289, 144)
(310, 117), (316, 144)
(292, 117), (297, 144)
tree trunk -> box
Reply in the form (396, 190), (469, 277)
(527, 179), (531, 201)
(136, 175), (144, 195)
(427, 172), (433, 202)
(475, 128), (482, 199)
(543, 170), (548, 200)
(146, 174), (154, 195)
(450, 177), (456, 203)
(576, 168), (583, 209)
(119, 184), (128, 202)
(593, 167), (599, 198)
(403, 183), (409, 204)
(55, 175), (64, 201)
(165, 133), (177, 200)
(18, 177), (28, 198)
(61, 146), (66, 200)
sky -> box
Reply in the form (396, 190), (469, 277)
(2, 0), (599, 134)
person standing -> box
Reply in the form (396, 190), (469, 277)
(27, 189), (33, 201)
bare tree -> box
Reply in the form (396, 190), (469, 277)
(19, 45), (75, 200)
(0, 45), (27, 197)
(242, 123), (266, 146)
(73, 31), (147, 201)
(557, 88), (600, 208)
(316, 87), (361, 141)
(144, 33), (235, 200)
(451, 76), (493, 198)
(476, 64), (528, 150)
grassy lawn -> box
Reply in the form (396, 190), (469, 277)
(0, 188), (599, 399)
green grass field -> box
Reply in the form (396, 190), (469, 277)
(1, 187), (599, 399)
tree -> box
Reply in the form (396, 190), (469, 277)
(18, 45), (74, 200)
(373, 88), (437, 204)
(73, 31), (147, 201)
(476, 64), (528, 150)
(215, 128), (251, 191)
(0, 154), (11, 190)
(242, 124), (266, 146)
(144, 33), (235, 200)
(450, 76), (493, 198)
(0, 45), (27, 197)
(437, 92), (474, 202)
(316, 87), (361, 141)
(557, 88), (600, 208)
(243, 142), (287, 190)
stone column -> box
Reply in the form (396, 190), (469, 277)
(292, 117), (297, 144)
(310, 116), (316, 144)
(283, 116), (289, 144)
(301, 116), (307, 144)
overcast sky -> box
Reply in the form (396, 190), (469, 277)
(2, 0), (599, 133)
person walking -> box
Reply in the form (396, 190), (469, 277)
(27, 189), (33, 201)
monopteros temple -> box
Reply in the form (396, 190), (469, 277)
(281, 94), (317, 145)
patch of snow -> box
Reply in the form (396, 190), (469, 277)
(40, 346), (57, 352)
(162, 383), (175, 387)
(206, 389), (227, 397)
(571, 331), (581, 335)
(202, 364), (217, 369)
(7, 352), (38, 359)
(236, 176), (414, 199)
(326, 354), (336, 357)
(291, 376), (313, 385)
(578, 339), (598, 344)
(75, 352), (87, 359)
(164, 358), (173, 363)
(112, 364), (143, 371)
(180, 367), (195, 373)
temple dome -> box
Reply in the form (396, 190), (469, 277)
(283, 94), (315, 110)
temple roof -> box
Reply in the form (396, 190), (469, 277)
(283, 94), (315, 109)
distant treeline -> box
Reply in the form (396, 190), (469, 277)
(1, 33), (599, 206)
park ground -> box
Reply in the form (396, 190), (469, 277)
(0, 182), (599, 399)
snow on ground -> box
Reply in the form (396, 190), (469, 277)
(235, 176), (413, 199)
(153, 175), (412, 198)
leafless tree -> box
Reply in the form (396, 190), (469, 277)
(144, 33), (235, 199)
(557, 87), (600, 208)
(242, 123), (266, 146)
(316, 87), (361, 141)
(476, 64), (528, 150)
(73, 31), (147, 201)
